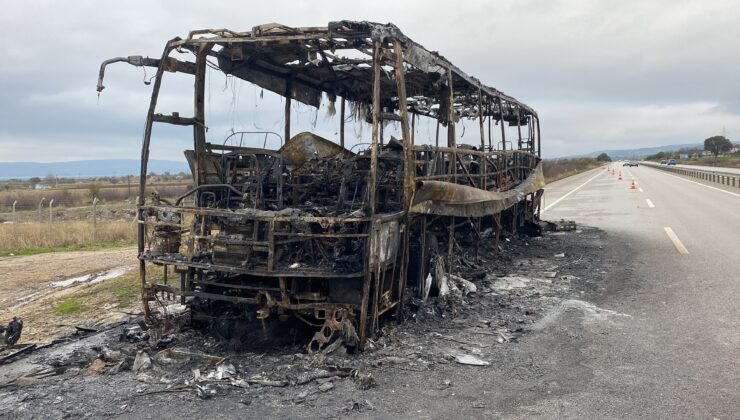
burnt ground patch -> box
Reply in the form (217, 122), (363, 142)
(0, 226), (633, 419)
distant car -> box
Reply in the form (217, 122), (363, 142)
(623, 160), (639, 167)
(667, 159), (677, 165)
(660, 160), (667, 164)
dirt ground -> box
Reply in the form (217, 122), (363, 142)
(0, 247), (139, 344)
(0, 226), (624, 419)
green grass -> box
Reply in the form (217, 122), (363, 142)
(75, 266), (165, 308)
(0, 240), (134, 257)
(55, 297), (87, 314)
(87, 272), (141, 307)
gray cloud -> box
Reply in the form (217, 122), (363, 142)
(2, 0), (739, 161)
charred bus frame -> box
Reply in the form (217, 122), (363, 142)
(98, 21), (544, 351)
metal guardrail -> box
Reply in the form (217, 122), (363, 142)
(641, 161), (740, 189)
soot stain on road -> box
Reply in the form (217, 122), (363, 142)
(0, 226), (631, 419)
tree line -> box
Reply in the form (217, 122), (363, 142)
(645, 136), (736, 161)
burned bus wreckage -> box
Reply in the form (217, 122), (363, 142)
(97, 21), (545, 352)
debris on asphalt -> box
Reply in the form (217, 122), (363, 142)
(454, 354), (490, 366)
(0, 225), (612, 419)
(447, 274), (478, 296)
(132, 351), (152, 371)
(213, 363), (236, 380)
(318, 381), (334, 392)
(541, 219), (577, 232)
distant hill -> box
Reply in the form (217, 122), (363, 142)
(0, 159), (190, 180)
(572, 143), (703, 160)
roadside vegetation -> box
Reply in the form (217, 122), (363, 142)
(645, 135), (739, 168)
(73, 267), (159, 310)
(55, 297), (87, 314)
(16, 267), (166, 344)
(543, 157), (605, 183)
(674, 156), (740, 168)
(0, 220), (135, 256)
(645, 152), (740, 168)
(0, 183), (188, 212)
(0, 174), (188, 256)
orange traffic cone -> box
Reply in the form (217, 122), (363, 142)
(630, 179), (636, 189)
(618, 171), (622, 180)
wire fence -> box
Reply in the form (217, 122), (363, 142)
(0, 198), (138, 225)
(0, 198), (141, 251)
(0, 183), (190, 251)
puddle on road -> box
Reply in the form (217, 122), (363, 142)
(3, 267), (133, 313)
(51, 267), (131, 288)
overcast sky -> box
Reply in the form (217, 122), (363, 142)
(1, 0), (739, 162)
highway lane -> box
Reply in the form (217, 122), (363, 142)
(672, 162), (740, 175)
(514, 164), (740, 418)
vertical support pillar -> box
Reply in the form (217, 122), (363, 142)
(516, 107), (523, 151)
(367, 42), (381, 217)
(284, 78), (292, 146)
(411, 113), (416, 145)
(380, 118), (384, 146)
(446, 69), (456, 266)
(536, 115), (541, 157)
(478, 89), (487, 191)
(359, 39), (383, 349)
(447, 69), (456, 148)
(138, 41), (177, 319)
(498, 97), (506, 152)
(193, 45), (211, 189)
(487, 97), (492, 150)
(339, 97), (345, 148)
(435, 119), (440, 148)
(393, 40), (413, 315)
(393, 40), (414, 210)
(498, 97), (507, 189)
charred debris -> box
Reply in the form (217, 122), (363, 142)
(97, 21), (547, 352)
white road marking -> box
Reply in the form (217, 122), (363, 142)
(638, 187), (644, 192)
(654, 169), (740, 198)
(645, 199), (655, 208)
(542, 170), (605, 213)
(664, 227), (689, 255)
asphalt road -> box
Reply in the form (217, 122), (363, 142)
(528, 164), (740, 418)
